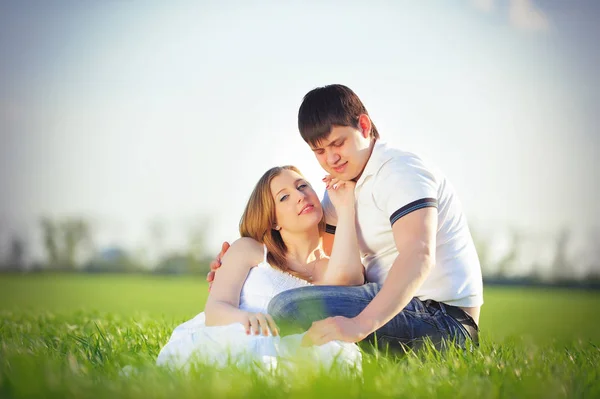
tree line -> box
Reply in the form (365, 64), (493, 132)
(1, 216), (599, 285)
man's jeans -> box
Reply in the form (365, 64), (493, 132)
(267, 283), (478, 352)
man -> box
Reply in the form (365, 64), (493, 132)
(208, 84), (483, 351)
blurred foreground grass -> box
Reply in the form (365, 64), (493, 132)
(1, 274), (599, 398)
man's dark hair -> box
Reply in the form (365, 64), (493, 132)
(298, 84), (380, 147)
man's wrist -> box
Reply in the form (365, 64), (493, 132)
(352, 314), (378, 339)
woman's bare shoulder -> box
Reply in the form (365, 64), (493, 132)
(221, 237), (264, 268)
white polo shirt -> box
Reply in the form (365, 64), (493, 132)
(322, 140), (484, 307)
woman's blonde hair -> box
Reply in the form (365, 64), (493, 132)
(239, 165), (325, 275)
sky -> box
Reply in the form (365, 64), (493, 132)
(0, 0), (599, 267)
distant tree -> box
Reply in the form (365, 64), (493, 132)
(1, 235), (27, 272)
(61, 218), (92, 270)
(40, 217), (93, 270)
(154, 253), (190, 275)
(551, 228), (571, 282)
(186, 217), (211, 274)
(153, 217), (211, 275)
(153, 252), (210, 275)
(496, 228), (521, 278)
(585, 227), (600, 280)
(470, 226), (493, 278)
(148, 218), (166, 265)
(41, 217), (60, 268)
(84, 246), (141, 273)
(8, 236), (25, 271)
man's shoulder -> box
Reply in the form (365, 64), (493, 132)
(373, 146), (438, 180)
(365, 143), (443, 207)
(372, 140), (429, 167)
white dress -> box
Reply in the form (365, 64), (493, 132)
(156, 245), (362, 372)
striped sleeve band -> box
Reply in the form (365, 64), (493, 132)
(389, 198), (438, 226)
(325, 224), (337, 234)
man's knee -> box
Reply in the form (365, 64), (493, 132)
(267, 289), (315, 334)
(267, 290), (297, 320)
(267, 287), (332, 333)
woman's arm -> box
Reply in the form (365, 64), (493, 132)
(318, 178), (365, 286)
(204, 238), (278, 335)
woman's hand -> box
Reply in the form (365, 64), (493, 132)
(324, 175), (356, 212)
(241, 312), (279, 336)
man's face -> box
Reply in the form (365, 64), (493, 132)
(309, 125), (372, 181)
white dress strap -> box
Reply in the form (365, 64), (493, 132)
(262, 243), (268, 264)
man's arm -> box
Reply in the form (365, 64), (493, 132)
(302, 206), (436, 345)
(352, 206), (436, 334)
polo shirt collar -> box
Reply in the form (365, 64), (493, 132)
(355, 140), (393, 188)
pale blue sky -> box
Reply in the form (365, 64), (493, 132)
(1, 0), (598, 263)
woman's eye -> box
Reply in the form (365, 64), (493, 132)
(297, 184), (308, 190)
(279, 194), (289, 202)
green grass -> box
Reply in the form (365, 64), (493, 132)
(1, 274), (599, 398)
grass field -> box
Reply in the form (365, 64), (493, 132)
(1, 274), (599, 398)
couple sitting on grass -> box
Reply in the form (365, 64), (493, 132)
(156, 84), (483, 371)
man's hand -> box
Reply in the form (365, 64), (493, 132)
(206, 241), (230, 290)
(301, 316), (370, 346)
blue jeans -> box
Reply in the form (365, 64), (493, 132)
(267, 283), (477, 352)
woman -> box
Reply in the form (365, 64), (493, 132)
(156, 166), (364, 371)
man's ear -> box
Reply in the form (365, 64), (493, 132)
(357, 114), (372, 138)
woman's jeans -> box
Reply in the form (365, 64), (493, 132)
(267, 283), (479, 352)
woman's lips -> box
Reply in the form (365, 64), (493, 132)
(298, 204), (314, 215)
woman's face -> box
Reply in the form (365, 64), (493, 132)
(270, 169), (323, 234)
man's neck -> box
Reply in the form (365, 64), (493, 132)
(352, 138), (377, 182)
